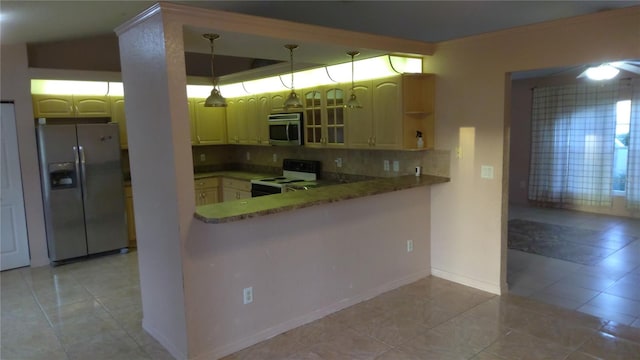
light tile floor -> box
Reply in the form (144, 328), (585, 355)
(508, 205), (640, 328)
(0, 252), (173, 360)
(2, 221), (640, 359)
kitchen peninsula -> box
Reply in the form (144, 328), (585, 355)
(116, 3), (442, 359)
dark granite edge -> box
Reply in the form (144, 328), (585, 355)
(195, 175), (450, 224)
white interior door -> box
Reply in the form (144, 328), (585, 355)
(1, 102), (30, 270)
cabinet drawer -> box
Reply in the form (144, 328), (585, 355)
(222, 178), (251, 191)
(195, 177), (220, 189)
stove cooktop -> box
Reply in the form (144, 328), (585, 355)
(250, 159), (322, 189)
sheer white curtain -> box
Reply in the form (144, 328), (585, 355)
(627, 79), (640, 210)
(528, 83), (618, 207)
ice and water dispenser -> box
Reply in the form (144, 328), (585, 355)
(48, 162), (77, 189)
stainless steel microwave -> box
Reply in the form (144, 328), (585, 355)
(268, 112), (303, 146)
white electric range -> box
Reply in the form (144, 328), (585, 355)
(250, 159), (321, 197)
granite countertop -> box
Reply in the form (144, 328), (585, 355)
(193, 171), (275, 181)
(195, 175), (450, 224)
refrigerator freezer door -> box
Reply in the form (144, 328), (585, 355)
(76, 124), (127, 254)
(37, 125), (87, 261)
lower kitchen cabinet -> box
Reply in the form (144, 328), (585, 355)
(222, 178), (251, 201)
(195, 177), (220, 205)
(124, 185), (136, 248)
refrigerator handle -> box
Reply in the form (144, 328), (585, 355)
(78, 145), (87, 198)
(73, 146), (81, 198)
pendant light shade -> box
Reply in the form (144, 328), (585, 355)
(346, 51), (362, 109)
(203, 33), (227, 107)
(284, 44), (303, 110)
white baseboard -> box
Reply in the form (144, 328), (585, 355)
(142, 318), (188, 360)
(430, 268), (501, 295)
(197, 269), (431, 360)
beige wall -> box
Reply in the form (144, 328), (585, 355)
(0, 44), (49, 267)
(428, 6), (640, 293)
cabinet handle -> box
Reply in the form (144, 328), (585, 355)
(372, 136), (376, 146)
(197, 135), (201, 142)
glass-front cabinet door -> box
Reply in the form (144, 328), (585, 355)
(303, 86), (346, 147)
(304, 90), (322, 146)
(325, 87), (345, 146)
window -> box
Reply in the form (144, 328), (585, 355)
(528, 83), (618, 207)
(613, 100), (631, 192)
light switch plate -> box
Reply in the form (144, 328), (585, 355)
(481, 165), (494, 179)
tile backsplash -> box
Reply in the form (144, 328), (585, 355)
(191, 145), (450, 178)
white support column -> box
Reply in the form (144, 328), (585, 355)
(116, 6), (195, 359)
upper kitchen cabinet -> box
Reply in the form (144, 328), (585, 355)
(255, 94), (271, 145)
(303, 85), (347, 148)
(345, 82), (374, 148)
(226, 97), (246, 144)
(270, 91), (288, 113)
(191, 98), (227, 145)
(346, 74), (434, 150)
(32, 94), (111, 118)
(226, 95), (271, 145)
(186, 99), (197, 145)
(110, 96), (129, 148)
(402, 73), (435, 149)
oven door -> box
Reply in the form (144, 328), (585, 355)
(251, 183), (283, 197)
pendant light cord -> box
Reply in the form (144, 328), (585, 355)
(351, 53), (355, 92)
(210, 38), (216, 88)
(289, 46), (295, 90)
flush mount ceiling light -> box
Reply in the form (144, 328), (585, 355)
(203, 33), (227, 107)
(578, 61), (640, 81)
(584, 64), (620, 81)
(283, 44), (303, 110)
(345, 51), (362, 109)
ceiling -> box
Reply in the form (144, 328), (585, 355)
(3, 1), (639, 45)
(2, 1), (639, 79)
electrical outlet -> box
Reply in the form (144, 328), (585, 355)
(199, 153), (206, 162)
(383, 160), (390, 171)
(393, 160), (400, 172)
(246, 151), (251, 161)
(407, 240), (414, 252)
(335, 158), (342, 168)
(243, 287), (253, 304)
(272, 153), (278, 163)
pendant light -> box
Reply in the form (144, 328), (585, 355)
(283, 44), (303, 110)
(345, 51), (362, 109)
(203, 33), (227, 107)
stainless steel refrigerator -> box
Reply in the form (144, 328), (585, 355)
(37, 123), (128, 263)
